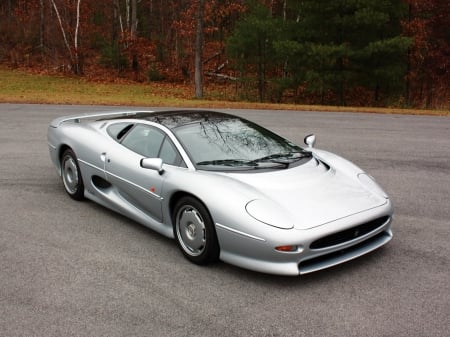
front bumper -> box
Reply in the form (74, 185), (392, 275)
(216, 201), (394, 276)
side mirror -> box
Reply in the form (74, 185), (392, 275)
(303, 134), (316, 147)
(140, 158), (164, 175)
(304, 134), (316, 148)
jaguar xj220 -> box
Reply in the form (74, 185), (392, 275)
(47, 110), (393, 275)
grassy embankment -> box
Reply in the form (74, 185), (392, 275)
(0, 67), (448, 116)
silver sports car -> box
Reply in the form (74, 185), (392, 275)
(48, 110), (393, 275)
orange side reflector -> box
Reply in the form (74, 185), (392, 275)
(275, 245), (297, 252)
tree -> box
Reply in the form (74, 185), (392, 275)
(403, 0), (450, 108)
(195, 0), (205, 98)
(173, 0), (244, 85)
(39, 0), (44, 54)
(274, 0), (411, 105)
(50, 0), (83, 74)
(227, 2), (280, 102)
(4, 0), (445, 109)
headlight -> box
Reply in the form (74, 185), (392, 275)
(358, 173), (389, 199)
(246, 199), (294, 229)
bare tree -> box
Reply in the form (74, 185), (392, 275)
(50, 0), (82, 74)
(39, 0), (44, 55)
(131, 0), (138, 72)
(74, 0), (81, 74)
(130, 0), (137, 37)
(194, 0), (205, 98)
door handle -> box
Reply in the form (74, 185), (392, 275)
(100, 152), (107, 162)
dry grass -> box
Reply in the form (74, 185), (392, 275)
(0, 66), (448, 116)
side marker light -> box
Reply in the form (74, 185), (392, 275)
(275, 245), (298, 252)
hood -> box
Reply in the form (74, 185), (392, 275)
(222, 157), (386, 230)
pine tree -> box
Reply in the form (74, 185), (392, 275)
(227, 2), (281, 102)
(275, 0), (411, 105)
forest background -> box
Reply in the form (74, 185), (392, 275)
(0, 0), (448, 110)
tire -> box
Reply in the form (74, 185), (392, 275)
(61, 149), (85, 200)
(173, 196), (220, 265)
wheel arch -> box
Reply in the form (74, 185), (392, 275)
(58, 144), (72, 163)
(53, 144), (72, 175)
(169, 191), (209, 224)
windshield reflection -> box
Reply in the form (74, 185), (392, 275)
(173, 117), (303, 168)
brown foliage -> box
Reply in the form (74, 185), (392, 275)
(403, 0), (450, 108)
(0, 0), (447, 108)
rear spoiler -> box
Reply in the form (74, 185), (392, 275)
(49, 110), (154, 128)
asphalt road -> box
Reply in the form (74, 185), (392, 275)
(0, 104), (449, 337)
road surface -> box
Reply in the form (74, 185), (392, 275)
(0, 104), (448, 337)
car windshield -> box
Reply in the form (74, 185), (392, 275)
(172, 117), (308, 171)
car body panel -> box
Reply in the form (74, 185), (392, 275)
(222, 159), (386, 230)
(104, 142), (165, 221)
(48, 110), (394, 275)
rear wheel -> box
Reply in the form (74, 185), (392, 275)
(173, 196), (219, 265)
(61, 149), (85, 200)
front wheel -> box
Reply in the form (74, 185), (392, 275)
(173, 196), (219, 265)
(61, 149), (85, 200)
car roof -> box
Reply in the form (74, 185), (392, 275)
(105, 110), (236, 130)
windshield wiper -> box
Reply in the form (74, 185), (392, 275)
(196, 159), (259, 167)
(251, 151), (312, 164)
(196, 159), (287, 170)
(196, 152), (312, 169)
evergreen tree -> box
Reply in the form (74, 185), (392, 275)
(227, 1), (281, 102)
(275, 0), (411, 105)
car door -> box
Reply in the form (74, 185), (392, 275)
(104, 124), (167, 222)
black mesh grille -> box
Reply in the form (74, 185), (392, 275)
(310, 216), (390, 250)
(299, 231), (390, 272)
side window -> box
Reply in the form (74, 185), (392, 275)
(159, 137), (181, 166)
(107, 122), (134, 141)
(121, 124), (164, 158)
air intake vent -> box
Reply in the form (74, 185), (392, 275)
(310, 216), (390, 250)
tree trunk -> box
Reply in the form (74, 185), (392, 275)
(8, 0), (12, 17)
(257, 38), (265, 102)
(51, 0), (74, 67)
(194, 0), (205, 98)
(337, 57), (345, 106)
(131, 0), (138, 73)
(74, 0), (81, 74)
(39, 0), (45, 56)
(426, 78), (433, 109)
(130, 0), (137, 37)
